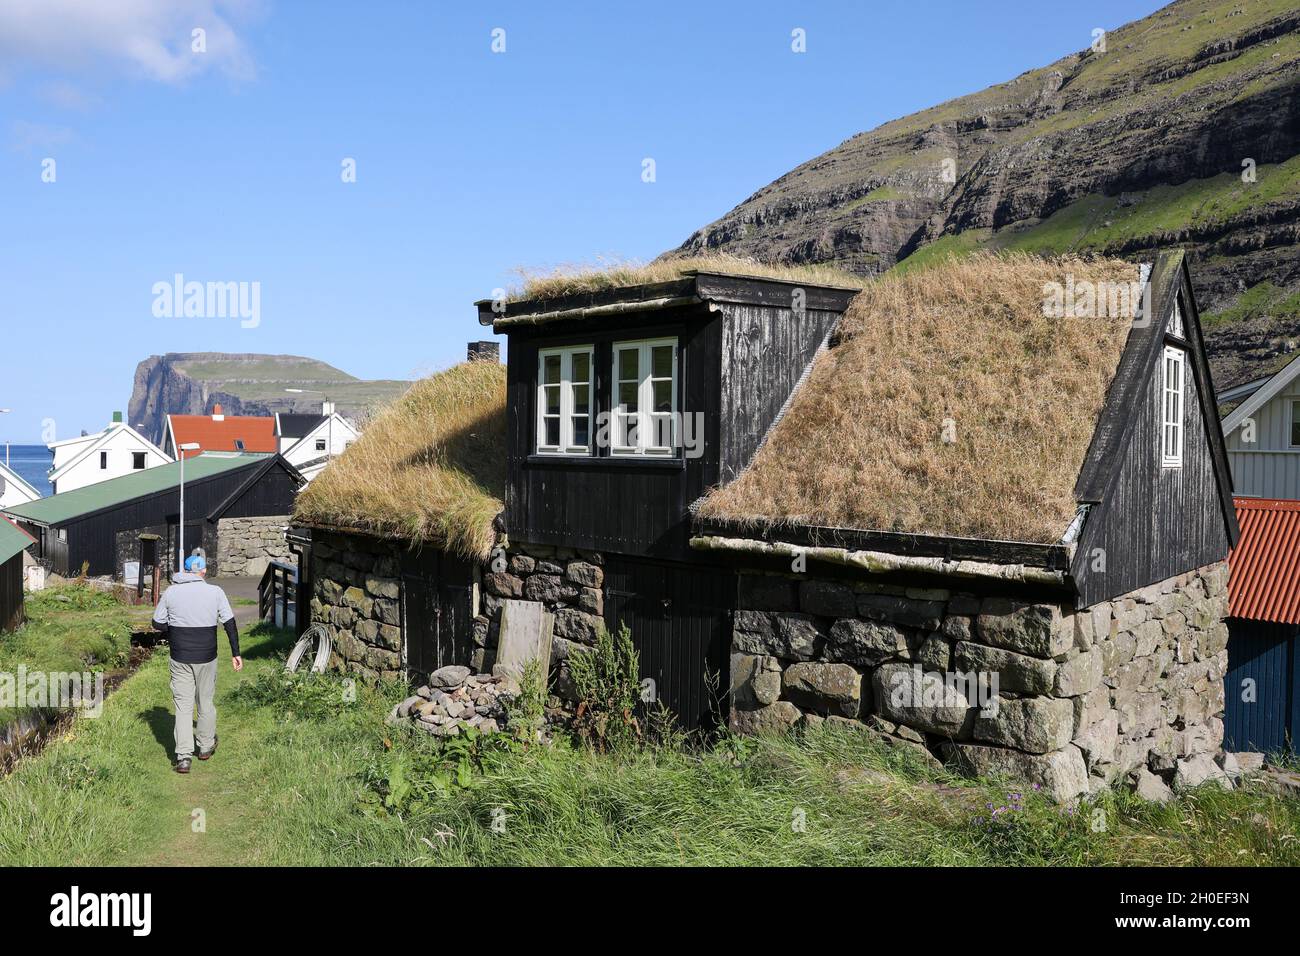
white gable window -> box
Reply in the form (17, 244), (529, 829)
(1161, 345), (1184, 468)
(537, 345), (594, 455)
(611, 338), (677, 456)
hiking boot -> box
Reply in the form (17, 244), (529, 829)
(198, 736), (218, 761)
(174, 757), (192, 774)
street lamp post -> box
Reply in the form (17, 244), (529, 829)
(177, 442), (201, 574)
(0, 409), (11, 467)
(284, 388), (333, 464)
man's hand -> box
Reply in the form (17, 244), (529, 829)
(232, 656), (244, 672)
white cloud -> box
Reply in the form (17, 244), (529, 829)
(0, 0), (259, 85)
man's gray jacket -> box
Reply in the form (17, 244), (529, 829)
(152, 573), (241, 664)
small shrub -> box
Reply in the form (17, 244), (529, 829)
(505, 658), (547, 743)
(568, 623), (642, 753)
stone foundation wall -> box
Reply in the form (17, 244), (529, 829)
(729, 562), (1229, 800)
(477, 542), (605, 695)
(309, 530), (404, 681)
(216, 516), (293, 578)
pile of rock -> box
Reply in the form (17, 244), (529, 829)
(388, 665), (518, 737)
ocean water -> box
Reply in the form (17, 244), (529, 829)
(2, 444), (52, 498)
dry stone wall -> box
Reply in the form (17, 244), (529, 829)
(477, 542), (604, 697)
(730, 562), (1230, 801)
(309, 530), (404, 681)
(216, 516), (293, 578)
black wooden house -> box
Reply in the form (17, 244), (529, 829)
(3, 453), (303, 578)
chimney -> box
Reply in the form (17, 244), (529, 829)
(212, 403), (225, 422)
(111, 411), (123, 424)
(467, 341), (500, 363)
(321, 400), (335, 417)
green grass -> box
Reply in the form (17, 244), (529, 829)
(1, 616), (1297, 866)
(844, 186), (906, 211)
(1202, 281), (1300, 330)
(0, 585), (139, 732)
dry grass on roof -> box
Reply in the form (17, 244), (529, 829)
(294, 360), (505, 560)
(510, 253), (866, 302)
(697, 253), (1141, 544)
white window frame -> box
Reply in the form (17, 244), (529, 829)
(132, 451), (147, 470)
(536, 345), (595, 456)
(1289, 398), (1300, 449)
(610, 337), (678, 457)
(1161, 345), (1184, 468)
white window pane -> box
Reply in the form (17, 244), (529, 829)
(543, 354), (560, 384)
(651, 345), (673, 379)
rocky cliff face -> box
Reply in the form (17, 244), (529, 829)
(671, 0), (1300, 388)
(128, 353), (411, 446)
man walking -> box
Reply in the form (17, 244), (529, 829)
(152, 555), (243, 773)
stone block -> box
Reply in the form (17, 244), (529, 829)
(873, 663), (975, 737)
(825, 617), (909, 665)
(954, 641), (1057, 695)
(942, 742), (1089, 802)
(973, 696), (1074, 754)
(782, 661), (862, 718)
(730, 701), (801, 735)
(798, 580), (857, 618)
(976, 599), (1072, 658)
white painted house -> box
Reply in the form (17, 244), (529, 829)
(1220, 353), (1300, 499)
(0, 460), (41, 510)
(274, 405), (359, 483)
(48, 413), (172, 495)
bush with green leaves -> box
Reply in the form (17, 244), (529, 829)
(568, 623), (642, 752)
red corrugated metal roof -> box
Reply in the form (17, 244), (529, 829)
(1229, 497), (1300, 624)
(169, 414), (278, 459)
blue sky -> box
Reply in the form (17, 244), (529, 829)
(0, 0), (1165, 442)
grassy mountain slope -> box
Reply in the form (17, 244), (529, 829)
(672, 0), (1300, 388)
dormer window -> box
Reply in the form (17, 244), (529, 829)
(612, 338), (677, 456)
(1162, 345), (1184, 468)
(536, 345), (594, 455)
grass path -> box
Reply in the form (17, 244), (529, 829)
(0, 625), (314, 866)
(3, 600), (1299, 867)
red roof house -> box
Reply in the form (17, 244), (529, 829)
(165, 405), (278, 460)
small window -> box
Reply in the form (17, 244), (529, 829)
(57, 528), (67, 542)
(1290, 400), (1300, 448)
(315, 439), (327, 452)
(536, 345), (594, 455)
(611, 338), (678, 456)
(234, 439), (245, 451)
(1168, 297), (1185, 338)
(1161, 346), (1184, 468)
(99, 451), (108, 469)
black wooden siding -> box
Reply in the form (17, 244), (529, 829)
(24, 458), (301, 577)
(602, 556), (736, 732)
(400, 547), (476, 680)
(504, 304), (723, 559)
(1223, 619), (1298, 755)
(1072, 331), (1232, 605)
(504, 298), (842, 560)
(719, 305), (840, 482)
(0, 553), (23, 633)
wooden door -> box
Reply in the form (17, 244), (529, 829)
(602, 557), (735, 732)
